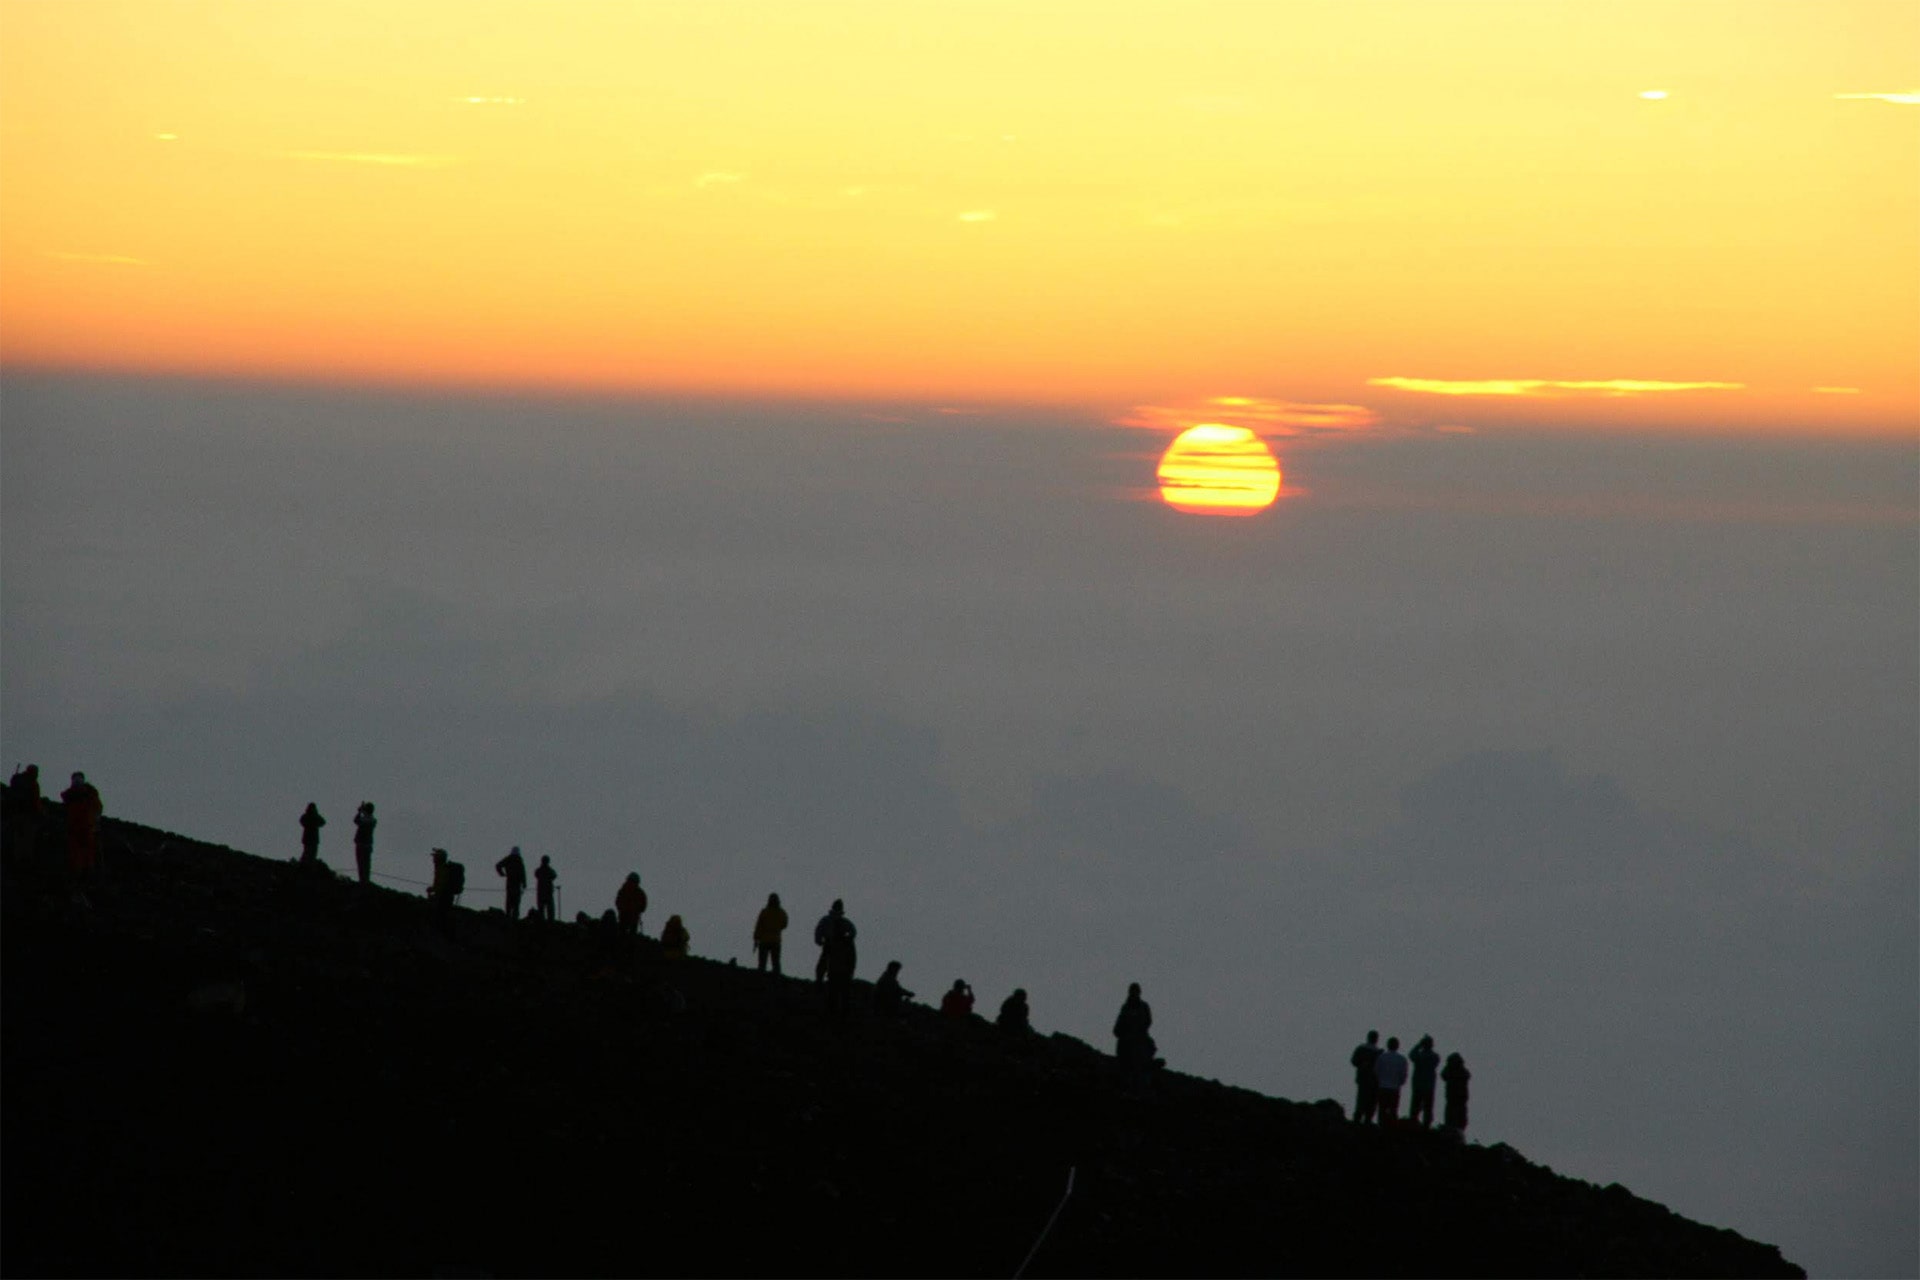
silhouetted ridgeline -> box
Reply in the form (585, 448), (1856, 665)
(2, 809), (1804, 1278)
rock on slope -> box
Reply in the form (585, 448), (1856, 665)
(1, 810), (1803, 1278)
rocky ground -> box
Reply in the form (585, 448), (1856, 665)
(2, 808), (1804, 1278)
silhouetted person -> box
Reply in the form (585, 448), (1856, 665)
(1374, 1036), (1409, 1126)
(941, 980), (975, 1019)
(428, 848), (462, 925)
(4, 763), (44, 868)
(298, 802), (325, 867)
(1113, 983), (1157, 1077)
(351, 802), (376, 884)
(753, 892), (788, 974)
(496, 846), (528, 921)
(534, 855), (558, 922)
(1350, 1030), (1382, 1124)
(997, 988), (1032, 1033)
(1408, 1035), (1440, 1128)
(62, 772), (103, 881)
(1442, 1052), (1471, 1134)
(872, 960), (912, 1016)
(815, 899), (857, 1019)
(615, 872), (647, 937)
(660, 914), (690, 960)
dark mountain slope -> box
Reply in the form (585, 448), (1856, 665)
(2, 810), (1802, 1278)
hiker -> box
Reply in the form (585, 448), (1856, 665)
(1113, 982), (1157, 1072)
(941, 980), (975, 1019)
(298, 802), (325, 867)
(495, 846), (528, 921)
(62, 771), (103, 880)
(4, 763), (44, 867)
(351, 802), (376, 884)
(660, 914), (690, 959)
(429, 848), (465, 924)
(1441, 1052), (1471, 1134)
(1374, 1036), (1409, 1126)
(996, 988), (1032, 1033)
(534, 855), (558, 922)
(752, 892), (788, 974)
(1408, 1035), (1441, 1128)
(615, 872), (647, 937)
(873, 960), (912, 1016)
(1350, 1030), (1383, 1124)
(815, 899), (857, 1019)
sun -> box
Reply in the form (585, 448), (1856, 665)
(1156, 425), (1282, 516)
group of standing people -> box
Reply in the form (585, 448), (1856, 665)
(3, 764), (102, 882)
(1350, 1030), (1471, 1133)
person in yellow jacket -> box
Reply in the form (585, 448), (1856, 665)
(660, 914), (690, 960)
(752, 892), (788, 974)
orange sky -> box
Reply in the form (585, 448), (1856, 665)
(1, 1), (1915, 433)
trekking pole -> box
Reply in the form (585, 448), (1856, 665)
(1012, 1165), (1075, 1280)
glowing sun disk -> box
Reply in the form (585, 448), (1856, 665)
(1157, 424), (1282, 516)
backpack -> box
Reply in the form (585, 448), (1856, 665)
(446, 861), (466, 896)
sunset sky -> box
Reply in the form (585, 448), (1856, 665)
(2, 0), (1916, 432)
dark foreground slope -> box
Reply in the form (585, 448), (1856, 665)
(2, 812), (1802, 1279)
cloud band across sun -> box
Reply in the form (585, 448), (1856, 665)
(1368, 377), (1745, 398)
(1123, 395), (1379, 437)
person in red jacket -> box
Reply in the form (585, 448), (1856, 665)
(940, 979), (975, 1019)
(61, 771), (103, 879)
(615, 872), (647, 937)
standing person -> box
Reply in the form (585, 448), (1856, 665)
(1350, 1030), (1383, 1124)
(660, 914), (690, 960)
(752, 892), (788, 974)
(534, 855), (558, 922)
(996, 988), (1032, 1033)
(1408, 1035), (1441, 1128)
(1441, 1052), (1472, 1135)
(941, 980), (975, 1019)
(815, 899), (857, 1019)
(495, 846), (528, 922)
(61, 771), (103, 881)
(5, 763), (45, 867)
(1113, 983), (1157, 1073)
(428, 849), (462, 925)
(615, 872), (647, 937)
(1373, 1036), (1409, 1126)
(351, 802), (377, 885)
(298, 802), (325, 867)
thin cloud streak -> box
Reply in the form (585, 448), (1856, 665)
(1369, 377), (1745, 398)
(282, 151), (457, 168)
(1122, 395), (1380, 437)
(1833, 91), (1920, 105)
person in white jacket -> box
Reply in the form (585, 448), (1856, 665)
(1373, 1036), (1410, 1125)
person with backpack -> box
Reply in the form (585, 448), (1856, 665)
(615, 872), (647, 937)
(495, 846), (529, 922)
(429, 849), (465, 925)
(996, 988), (1032, 1033)
(814, 899), (857, 1019)
(1350, 1030), (1383, 1124)
(534, 855), (558, 922)
(298, 802), (325, 867)
(351, 802), (376, 884)
(752, 892), (788, 974)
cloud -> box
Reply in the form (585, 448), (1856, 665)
(1639, 90), (1669, 100)
(957, 209), (997, 223)
(1121, 395), (1380, 437)
(282, 151), (456, 168)
(453, 96), (524, 106)
(1834, 92), (1920, 105)
(694, 171), (747, 188)
(1368, 377), (1744, 398)
(43, 251), (149, 266)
